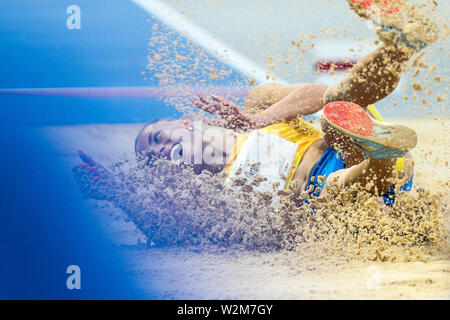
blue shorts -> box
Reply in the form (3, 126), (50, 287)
(305, 147), (413, 206)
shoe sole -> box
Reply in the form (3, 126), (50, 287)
(322, 101), (417, 151)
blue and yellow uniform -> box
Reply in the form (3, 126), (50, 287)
(222, 105), (413, 206)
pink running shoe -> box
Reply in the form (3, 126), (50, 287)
(322, 101), (417, 159)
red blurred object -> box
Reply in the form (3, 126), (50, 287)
(315, 60), (357, 73)
(351, 0), (402, 15)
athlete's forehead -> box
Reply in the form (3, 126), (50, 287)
(135, 119), (176, 153)
(135, 118), (198, 155)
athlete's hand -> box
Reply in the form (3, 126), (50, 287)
(72, 150), (116, 200)
(191, 94), (266, 132)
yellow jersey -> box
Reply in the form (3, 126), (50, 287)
(222, 117), (323, 191)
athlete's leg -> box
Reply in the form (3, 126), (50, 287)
(323, 43), (414, 108)
(325, 0), (439, 108)
(321, 101), (416, 196)
(247, 42), (415, 122)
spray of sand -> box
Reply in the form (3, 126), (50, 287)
(73, 154), (448, 264)
(73, 0), (449, 265)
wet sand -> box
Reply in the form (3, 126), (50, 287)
(43, 116), (449, 299)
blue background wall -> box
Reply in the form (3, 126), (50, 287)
(0, 0), (173, 125)
(0, 0), (177, 299)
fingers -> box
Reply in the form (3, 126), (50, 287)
(191, 94), (237, 117)
(211, 95), (242, 116)
(190, 94), (253, 131)
(73, 162), (101, 178)
(195, 93), (222, 113)
(211, 95), (237, 112)
(72, 153), (114, 200)
(78, 150), (96, 166)
(74, 150), (111, 181)
(211, 95), (229, 106)
(195, 93), (226, 109)
(190, 99), (218, 115)
(190, 94), (223, 115)
(197, 93), (209, 104)
(72, 165), (105, 192)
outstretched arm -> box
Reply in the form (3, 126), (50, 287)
(73, 150), (118, 200)
(72, 151), (153, 234)
(254, 83), (328, 124)
(192, 44), (414, 131)
(191, 83), (327, 131)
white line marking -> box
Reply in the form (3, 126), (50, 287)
(130, 0), (290, 85)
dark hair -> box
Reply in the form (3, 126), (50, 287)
(134, 117), (176, 154)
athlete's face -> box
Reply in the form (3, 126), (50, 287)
(135, 119), (198, 164)
(135, 119), (227, 173)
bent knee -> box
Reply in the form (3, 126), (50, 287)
(322, 83), (342, 105)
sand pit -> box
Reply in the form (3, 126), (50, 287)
(42, 4), (450, 298)
(43, 115), (449, 299)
